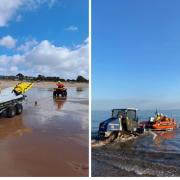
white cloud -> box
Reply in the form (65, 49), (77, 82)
(23, 0), (57, 10)
(0, 0), (23, 27)
(65, 26), (78, 32)
(0, 0), (57, 27)
(0, 35), (17, 49)
(0, 38), (89, 79)
(10, 66), (18, 72)
(17, 39), (38, 52)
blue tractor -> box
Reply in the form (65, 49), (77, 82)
(98, 108), (138, 138)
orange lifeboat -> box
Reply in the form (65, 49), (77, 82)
(151, 114), (177, 130)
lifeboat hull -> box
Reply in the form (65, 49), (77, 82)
(152, 121), (177, 130)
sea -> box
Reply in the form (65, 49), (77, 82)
(92, 110), (180, 177)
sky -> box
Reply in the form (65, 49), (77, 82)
(0, 0), (88, 79)
(92, 0), (180, 110)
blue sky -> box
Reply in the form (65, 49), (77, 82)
(92, 0), (180, 110)
(0, 0), (88, 79)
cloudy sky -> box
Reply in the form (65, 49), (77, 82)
(0, 0), (88, 79)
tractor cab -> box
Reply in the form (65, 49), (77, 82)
(99, 108), (138, 137)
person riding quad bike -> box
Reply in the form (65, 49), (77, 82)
(53, 81), (67, 97)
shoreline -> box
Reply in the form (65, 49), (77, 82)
(0, 80), (88, 89)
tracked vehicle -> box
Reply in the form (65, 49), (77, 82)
(98, 108), (138, 138)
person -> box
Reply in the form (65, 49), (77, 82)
(156, 113), (161, 121)
(54, 81), (67, 97)
(56, 81), (65, 89)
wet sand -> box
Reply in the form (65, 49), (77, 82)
(0, 86), (89, 176)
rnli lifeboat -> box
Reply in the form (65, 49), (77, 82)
(150, 113), (177, 130)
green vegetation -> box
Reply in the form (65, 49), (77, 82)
(0, 74), (88, 83)
(76, 75), (89, 83)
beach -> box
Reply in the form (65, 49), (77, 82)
(0, 81), (89, 176)
(0, 80), (88, 89)
(92, 131), (180, 177)
(92, 110), (180, 177)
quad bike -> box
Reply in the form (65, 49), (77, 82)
(53, 87), (67, 97)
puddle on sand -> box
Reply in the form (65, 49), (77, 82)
(0, 87), (89, 176)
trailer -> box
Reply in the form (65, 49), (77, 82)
(0, 95), (25, 118)
(0, 83), (33, 118)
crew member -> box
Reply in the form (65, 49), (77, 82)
(56, 81), (65, 89)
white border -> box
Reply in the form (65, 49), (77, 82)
(88, 0), (92, 177)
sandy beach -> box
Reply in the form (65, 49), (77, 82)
(0, 81), (89, 176)
(0, 80), (88, 89)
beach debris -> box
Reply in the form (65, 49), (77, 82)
(34, 101), (38, 106)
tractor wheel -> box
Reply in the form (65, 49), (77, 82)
(15, 104), (23, 115)
(7, 106), (16, 118)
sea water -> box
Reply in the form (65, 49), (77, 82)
(92, 110), (180, 176)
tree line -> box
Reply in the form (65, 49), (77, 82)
(0, 73), (89, 83)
